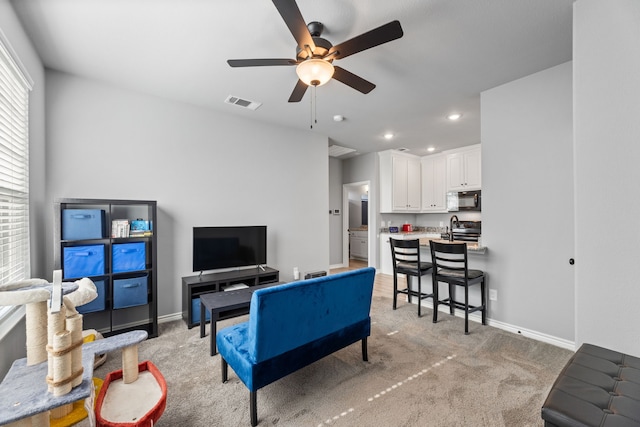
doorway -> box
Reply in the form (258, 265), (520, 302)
(342, 180), (373, 268)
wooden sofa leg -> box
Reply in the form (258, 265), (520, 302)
(362, 337), (368, 362)
(250, 391), (258, 427)
(221, 357), (228, 383)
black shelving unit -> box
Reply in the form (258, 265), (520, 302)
(182, 267), (279, 329)
(53, 198), (158, 338)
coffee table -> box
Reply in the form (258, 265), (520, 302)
(199, 282), (282, 355)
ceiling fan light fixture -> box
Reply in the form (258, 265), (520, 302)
(296, 58), (334, 87)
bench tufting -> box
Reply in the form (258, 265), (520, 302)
(541, 343), (640, 427)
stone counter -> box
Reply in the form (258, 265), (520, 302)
(418, 238), (487, 254)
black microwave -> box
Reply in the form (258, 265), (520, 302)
(447, 190), (481, 212)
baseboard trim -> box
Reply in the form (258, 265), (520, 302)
(159, 312), (183, 324)
(485, 317), (575, 350)
(415, 300), (576, 351)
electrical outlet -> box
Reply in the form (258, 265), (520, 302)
(489, 289), (498, 301)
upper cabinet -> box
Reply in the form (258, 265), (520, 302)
(446, 144), (482, 191)
(421, 154), (447, 212)
(379, 150), (421, 213)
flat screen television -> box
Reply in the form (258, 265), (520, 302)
(192, 226), (267, 272)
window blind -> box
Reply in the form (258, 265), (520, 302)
(0, 31), (32, 321)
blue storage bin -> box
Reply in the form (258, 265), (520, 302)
(112, 242), (146, 273)
(191, 297), (211, 324)
(77, 279), (106, 314)
(113, 275), (148, 309)
(63, 245), (105, 279)
(62, 209), (105, 240)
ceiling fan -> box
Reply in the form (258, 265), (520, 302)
(227, 0), (404, 102)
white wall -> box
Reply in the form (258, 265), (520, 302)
(573, 0), (640, 355)
(0, 0), (46, 378)
(44, 71), (330, 318)
(481, 61), (574, 344)
(329, 157), (343, 266)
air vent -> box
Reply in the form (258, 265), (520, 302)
(396, 147), (410, 152)
(329, 145), (356, 157)
(224, 95), (262, 110)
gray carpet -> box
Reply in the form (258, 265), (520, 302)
(89, 296), (573, 426)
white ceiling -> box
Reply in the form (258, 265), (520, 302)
(10, 0), (574, 158)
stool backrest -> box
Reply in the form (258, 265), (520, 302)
(429, 241), (469, 278)
(390, 238), (421, 270)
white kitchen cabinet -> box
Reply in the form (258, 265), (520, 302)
(379, 233), (394, 275)
(421, 154), (447, 212)
(379, 150), (421, 212)
(350, 231), (368, 260)
(446, 145), (481, 191)
(379, 232), (440, 275)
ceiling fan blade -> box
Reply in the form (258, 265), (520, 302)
(332, 66), (376, 94)
(328, 20), (404, 60)
(272, 0), (316, 52)
(288, 79), (308, 102)
(227, 58), (297, 67)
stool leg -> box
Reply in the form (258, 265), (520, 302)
(464, 285), (470, 335)
(432, 279), (439, 323)
(417, 274), (422, 317)
(406, 274), (412, 304)
(393, 272), (398, 310)
(481, 278), (487, 325)
(449, 283), (455, 315)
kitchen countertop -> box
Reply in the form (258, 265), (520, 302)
(418, 238), (487, 254)
(384, 231), (442, 238)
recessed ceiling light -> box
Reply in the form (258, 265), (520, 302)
(384, 132), (394, 140)
(333, 115), (344, 122)
(447, 113), (462, 121)
(427, 147), (435, 152)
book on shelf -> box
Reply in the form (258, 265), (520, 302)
(111, 219), (130, 238)
(129, 230), (153, 237)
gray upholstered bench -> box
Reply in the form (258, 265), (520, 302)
(541, 343), (640, 426)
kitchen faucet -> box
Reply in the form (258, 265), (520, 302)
(449, 215), (459, 242)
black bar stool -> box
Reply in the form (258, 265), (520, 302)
(429, 241), (486, 334)
(390, 238), (433, 317)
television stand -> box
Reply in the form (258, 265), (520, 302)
(181, 266), (279, 329)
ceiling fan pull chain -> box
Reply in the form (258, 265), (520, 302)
(310, 85), (314, 129)
(314, 85), (318, 126)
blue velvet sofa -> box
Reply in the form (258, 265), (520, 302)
(216, 267), (376, 426)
